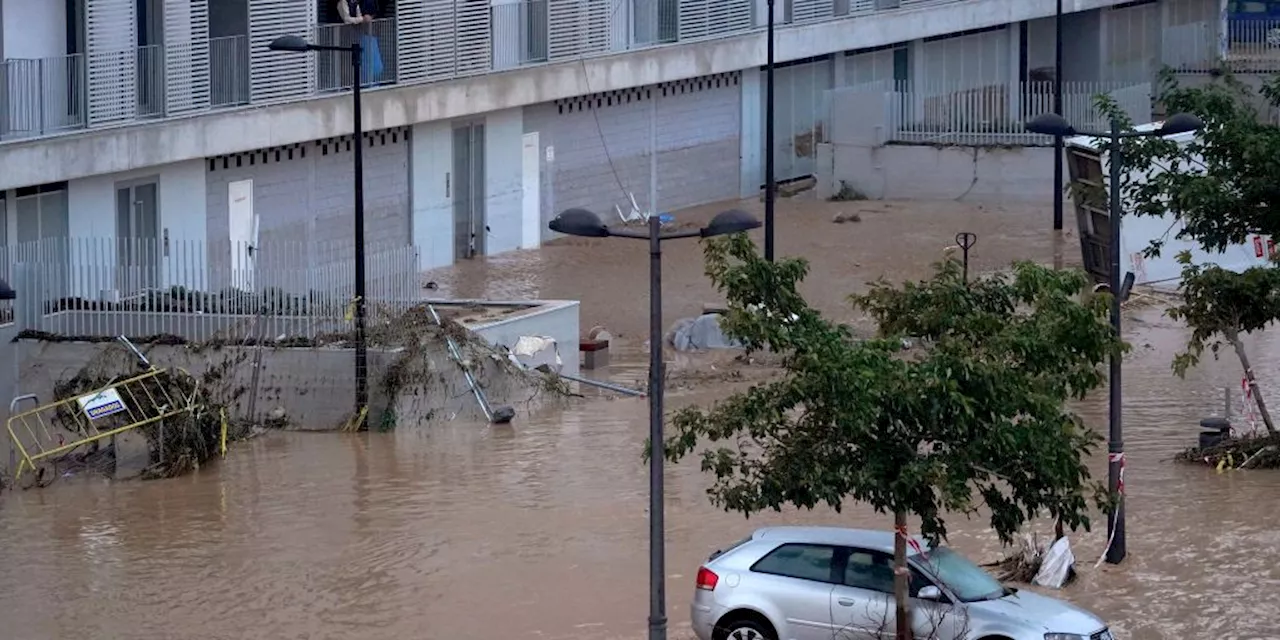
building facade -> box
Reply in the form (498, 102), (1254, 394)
(0, 0), (1226, 299)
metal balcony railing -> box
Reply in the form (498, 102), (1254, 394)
(0, 54), (86, 141)
(492, 0), (550, 70)
(0, 0), (1025, 144)
(210, 35), (252, 108)
(315, 17), (399, 92)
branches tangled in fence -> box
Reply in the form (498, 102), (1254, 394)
(1175, 433), (1280, 470)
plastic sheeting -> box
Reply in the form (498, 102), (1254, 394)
(668, 314), (742, 352)
(1033, 536), (1076, 589)
(510, 336), (562, 373)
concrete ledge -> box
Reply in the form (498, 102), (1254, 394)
(460, 300), (581, 378)
(0, 0), (1131, 190)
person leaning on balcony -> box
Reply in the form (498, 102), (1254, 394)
(338, 0), (373, 29)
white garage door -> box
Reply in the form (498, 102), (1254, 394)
(524, 71), (742, 239)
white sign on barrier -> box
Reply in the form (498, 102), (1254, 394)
(77, 388), (128, 420)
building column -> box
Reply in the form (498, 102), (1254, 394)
(410, 121), (454, 270)
(740, 68), (763, 199)
(1007, 24), (1022, 125)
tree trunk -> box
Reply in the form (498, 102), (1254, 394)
(1230, 332), (1277, 434)
(1054, 518), (1065, 541)
(894, 510), (913, 640)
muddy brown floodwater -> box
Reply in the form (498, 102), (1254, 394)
(3, 198), (1280, 640)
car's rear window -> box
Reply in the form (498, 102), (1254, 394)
(708, 535), (754, 561)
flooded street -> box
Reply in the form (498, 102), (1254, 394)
(4, 199), (1280, 639)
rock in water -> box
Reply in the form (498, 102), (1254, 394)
(491, 405), (516, 424)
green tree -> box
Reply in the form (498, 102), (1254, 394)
(1166, 257), (1280, 433)
(662, 235), (1122, 640)
(1098, 71), (1280, 433)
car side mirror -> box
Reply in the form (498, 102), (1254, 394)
(916, 586), (943, 601)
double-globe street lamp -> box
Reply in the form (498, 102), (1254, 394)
(548, 208), (761, 640)
(269, 35), (370, 420)
(1025, 112), (1204, 565)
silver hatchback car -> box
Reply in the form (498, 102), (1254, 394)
(690, 526), (1112, 640)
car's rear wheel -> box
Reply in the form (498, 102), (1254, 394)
(713, 612), (776, 640)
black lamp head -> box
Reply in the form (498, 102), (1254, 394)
(702, 209), (762, 238)
(0, 277), (13, 301)
(1158, 113), (1204, 136)
(548, 208), (611, 238)
(1024, 113), (1076, 137)
(268, 35), (312, 52)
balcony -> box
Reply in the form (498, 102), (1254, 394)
(0, 0), (996, 144)
(0, 55), (86, 139)
(315, 18), (400, 92)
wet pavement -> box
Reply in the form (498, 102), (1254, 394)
(2, 198), (1278, 640)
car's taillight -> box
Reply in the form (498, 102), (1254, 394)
(696, 566), (719, 591)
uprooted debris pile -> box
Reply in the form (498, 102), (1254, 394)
(983, 533), (1076, 589)
(48, 344), (254, 481)
(1175, 433), (1280, 469)
(376, 305), (570, 430)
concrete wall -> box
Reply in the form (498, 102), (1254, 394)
(0, 0), (1143, 191)
(0, 299), (581, 436)
(819, 90), (1060, 201)
(465, 300), (582, 377)
(820, 141), (1056, 202)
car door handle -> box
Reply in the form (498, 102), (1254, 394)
(837, 598), (856, 607)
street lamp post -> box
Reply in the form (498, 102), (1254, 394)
(269, 35), (369, 419)
(764, 0), (777, 262)
(1053, 0), (1064, 231)
(548, 209), (761, 640)
(1025, 112), (1204, 565)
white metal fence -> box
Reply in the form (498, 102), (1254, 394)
(0, 238), (420, 342)
(838, 80), (1153, 146)
(1165, 17), (1280, 73)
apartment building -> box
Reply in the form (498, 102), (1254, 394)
(0, 0), (1222, 299)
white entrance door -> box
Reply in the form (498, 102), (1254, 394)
(521, 131), (541, 249)
(228, 179), (257, 291)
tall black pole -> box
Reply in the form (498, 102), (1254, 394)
(763, 0), (777, 262)
(1105, 120), (1126, 564)
(647, 214), (667, 640)
(1053, 0), (1065, 231)
(352, 42), (369, 418)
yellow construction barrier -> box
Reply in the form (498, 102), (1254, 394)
(6, 368), (198, 482)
